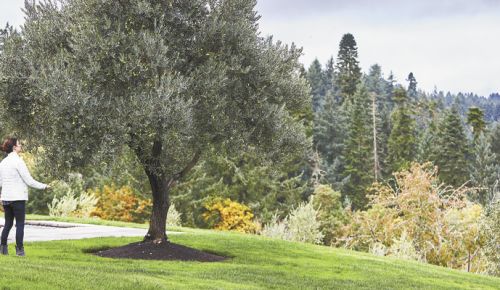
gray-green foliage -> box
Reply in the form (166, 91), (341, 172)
(28, 169), (86, 214)
(0, 26), (6, 53)
(46, 173), (98, 217)
(166, 204), (182, 227)
(84, 146), (150, 199)
(0, 0), (309, 174)
(0, 0), (310, 238)
(311, 60), (345, 190)
(489, 122), (500, 165)
(307, 59), (326, 113)
(481, 195), (500, 276)
(470, 133), (500, 205)
(313, 92), (345, 168)
(261, 197), (324, 244)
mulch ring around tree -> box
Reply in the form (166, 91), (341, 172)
(94, 241), (227, 262)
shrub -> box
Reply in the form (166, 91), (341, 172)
(311, 184), (346, 245)
(446, 203), (486, 272)
(167, 204), (182, 227)
(260, 214), (290, 240)
(203, 198), (260, 233)
(261, 198), (324, 244)
(286, 200), (324, 244)
(48, 191), (77, 217)
(90, 185), (152, 223)
(369, 242), (387, 257)
(481, 196), (500, 276)
(48, 178), (98, 218)
(339, 163), (488, 272)
(388, 231), (421, 261)
(48, 191), (98, 218)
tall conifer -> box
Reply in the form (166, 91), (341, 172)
(467, 107), (486, 141)
(335, 33), (361, 104)
(470, 133), (500, 205)
(432, 107), (470, 187)
(342, 84), (373, 209)
(489, 122), (500, 165)
(307, 59), (326, 113)
(406, 72), (418, 101)
(387, 87), (416, 172)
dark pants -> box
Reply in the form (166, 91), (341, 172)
(1, 201), (26, 248)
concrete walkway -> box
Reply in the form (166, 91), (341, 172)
(0, 219), (177, 242)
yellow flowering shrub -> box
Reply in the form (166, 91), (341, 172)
(90, 184), (152, 223)
(203, 198), (260, 233)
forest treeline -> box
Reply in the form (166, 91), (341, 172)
(307, 33), (500, 209)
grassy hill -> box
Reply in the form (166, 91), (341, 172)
(0, 219), (498, 289)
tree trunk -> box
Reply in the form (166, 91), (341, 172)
(131, 135), (200, 243)
(143, 169), (172, 243)
(371, 92), (380, 181)
(467, 251), (471, 272)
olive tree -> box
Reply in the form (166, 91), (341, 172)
(0, 0), (310, 242)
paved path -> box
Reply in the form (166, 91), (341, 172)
(0, 219), (178, 242)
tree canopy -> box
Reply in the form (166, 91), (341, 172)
(0, 0), (311, 241)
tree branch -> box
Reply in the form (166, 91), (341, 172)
(171, 151), (201, 183)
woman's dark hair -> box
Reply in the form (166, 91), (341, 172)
(1, 138), (18, 153)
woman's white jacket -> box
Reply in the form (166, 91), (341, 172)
(0, 152), (47, 201)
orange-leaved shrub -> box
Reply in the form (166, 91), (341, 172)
(90, 184), (152, 223)
(203, 198), (260, 233)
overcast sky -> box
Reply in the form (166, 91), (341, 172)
(255, 0), (500, 97)
(1, 1), (499, 96)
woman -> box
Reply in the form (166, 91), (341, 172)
(0, 138), (50, 256)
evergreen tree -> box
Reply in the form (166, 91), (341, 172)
(386, 71), (396, 105)
(432, 107), (470, 187)
(0, 0), (310, 242)
(323, 57), (336, 96)
(365, 65), (387, 99)
(489, 122), (500, 165)
(406, 72), (418, 101)
(313, 90), (347, 190)
(365, 64), (391, 179)
(0, 25), (9, 53)
(467, 107), (486, 141)
(342, 84), (373, 209)
(335, 33), (361, 104)
(314, 93), (344, 166)
(387, 87), (416, 172)
(416, 101), (440, 162)
(171, 150), (307, 226)
(470, 133), (500, 206)
(307, 59), (325, 112)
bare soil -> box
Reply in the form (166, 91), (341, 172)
(94, 241), (227, 262)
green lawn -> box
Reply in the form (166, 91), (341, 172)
(0, 222), (498, 289)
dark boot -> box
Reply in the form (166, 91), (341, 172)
(0, 245), (8, 255)
(15, 246), (24, 257)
